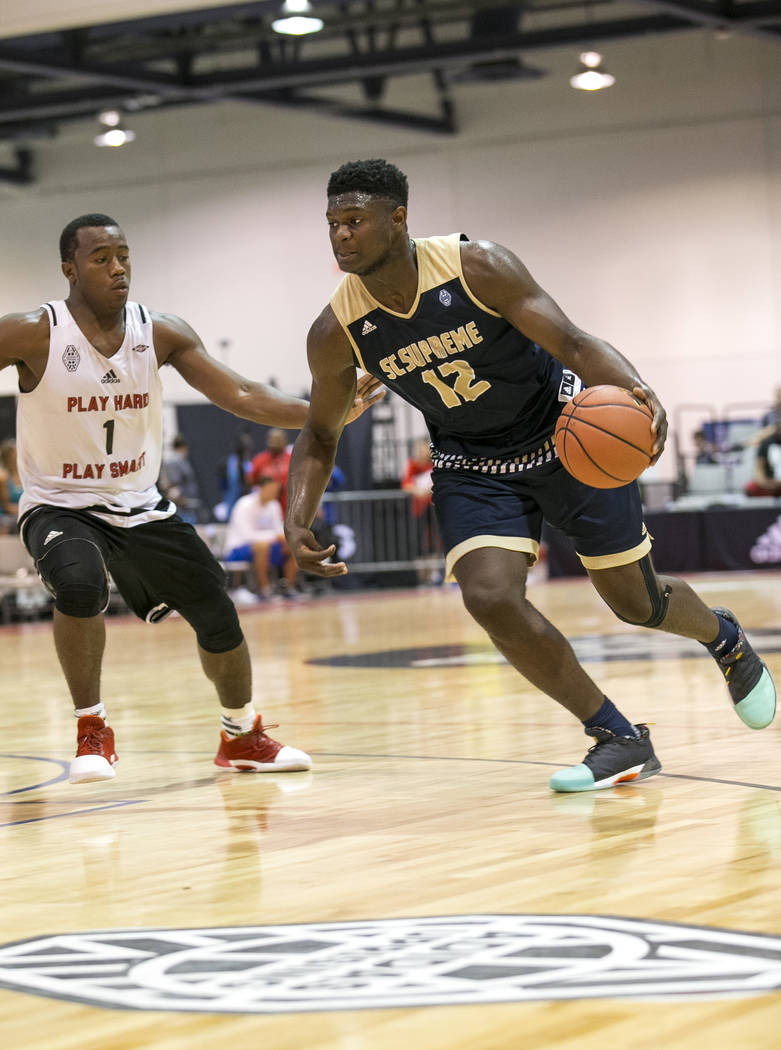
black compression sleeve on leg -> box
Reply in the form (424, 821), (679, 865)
(611, 554), (671, 629)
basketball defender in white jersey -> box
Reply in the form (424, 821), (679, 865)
(0, 213), (382, 784)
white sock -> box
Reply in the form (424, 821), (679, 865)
(221, 703), (257, 738)
(74, 702), (107, 722)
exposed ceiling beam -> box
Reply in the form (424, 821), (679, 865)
(0, 90), (138, 125)
(253, 88), (458, 131)
(634, 0), (781, 35)
(170, 16), (695, 92)
(0, 14), (691, 124)
(0, 47), (212, 97)
(1, 0), (779, 151)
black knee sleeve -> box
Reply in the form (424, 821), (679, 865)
(178, 590), (244, 653)
(612, 554), (671, 629)
(39, 538), (110, 618)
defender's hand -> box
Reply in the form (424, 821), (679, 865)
(345, 373), (386, 425)
(286, 525), (348, 578)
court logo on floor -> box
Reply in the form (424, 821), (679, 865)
(307, 629), (781, 668)
(1, 915), (781, 1013)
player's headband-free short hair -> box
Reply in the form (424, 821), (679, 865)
(327, 159), (409, 209)
(60, 213), (121, 262)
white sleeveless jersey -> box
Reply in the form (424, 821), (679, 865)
(17, 300), (174, 529)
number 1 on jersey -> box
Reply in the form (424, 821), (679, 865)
(103, 419), (115, 455)
(421, 360), (491, 408)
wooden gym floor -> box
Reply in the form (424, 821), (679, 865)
(1, 570), (780, 1049)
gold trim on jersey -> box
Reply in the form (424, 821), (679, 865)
(579, 533), (652, 570)
(330, 233), (502, 365)
(338, 318), (367, 372)
(449, 237), (502, 318)
(445, 535), (540, 580)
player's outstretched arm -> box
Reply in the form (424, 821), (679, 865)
(285, 307), (359, 578)
(0, 310), (51, 387)
(155, 312), (310, 428)
(460, 240), (667, 460)
(154, 312), (385, 431)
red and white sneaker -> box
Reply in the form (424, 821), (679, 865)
(214, 716), (312, 772)
(70, 716), (118, 784)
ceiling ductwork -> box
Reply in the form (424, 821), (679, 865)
(0, 0), (778, 177)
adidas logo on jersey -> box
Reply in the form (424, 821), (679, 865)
(361, 319), (377, 335)
(101, 369), (120, 383)
(43, 530), (63, 545)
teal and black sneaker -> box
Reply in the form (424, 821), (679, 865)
(549, 724), (661, 793)
(712, 607), (776, 730)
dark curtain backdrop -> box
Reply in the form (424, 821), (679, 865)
(544, 505), (781, 577)
(174, 401), (374, 518)
(0, 395), (16, 440)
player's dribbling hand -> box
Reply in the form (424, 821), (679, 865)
(632, 383), (667, 462)
(287, 527), (348, 577)
(345, 373), (386, 425)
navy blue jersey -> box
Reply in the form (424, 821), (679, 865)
(329, 233), (581, 466)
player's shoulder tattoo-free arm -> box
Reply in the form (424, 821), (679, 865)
(460, 239), (667, 456)
(460, 239), (587, 358)
(151, 311), (309, 427)
(150, 311), (206, 368)
(460, 239), (641, 380)
(305, 305), (359, 438)
(0, 308), (50, 373)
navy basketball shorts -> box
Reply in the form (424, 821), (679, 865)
(23, 506), (228, 622)
(432, 458), (651, 581)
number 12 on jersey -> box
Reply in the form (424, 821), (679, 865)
(420, 360), (491, 408)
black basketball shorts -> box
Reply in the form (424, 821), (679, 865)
(433, 457), (651, 580)
(23, 505), (228, 622)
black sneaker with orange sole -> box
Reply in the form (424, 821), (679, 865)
(550, 724), (661, 793)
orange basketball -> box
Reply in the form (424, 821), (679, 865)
(554, 385), (655, 489)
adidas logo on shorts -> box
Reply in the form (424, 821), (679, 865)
(101, 369), (120, 383)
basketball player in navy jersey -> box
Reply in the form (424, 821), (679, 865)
(285, 159), (776, 792)
(0, 213), (382, 784)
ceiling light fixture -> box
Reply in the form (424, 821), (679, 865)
(271, 0), (324, 35)
(94, 110), (136, 148)
(569, 50), (615, 91)
(97, 109), (121, 127)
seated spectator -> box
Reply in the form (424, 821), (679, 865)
(733, 388), (781, 453)
(744, 419), (781, 498)
(0, 438), (22, 533)
(216, 431), (254, 521)
(224, 477), (298, 599)
(159, 434), (202, 524)
(693, 428), (718, 465)
(249, 428), (292, 511)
